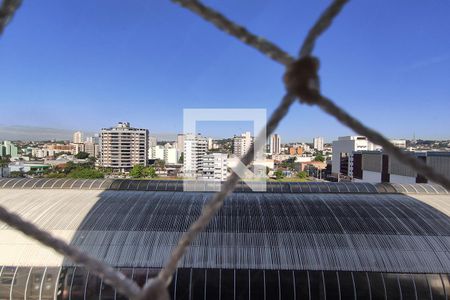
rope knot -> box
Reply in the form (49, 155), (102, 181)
(284, 56), (321, 104)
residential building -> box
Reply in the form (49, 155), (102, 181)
(233, 131), (253, 157)
(390, 139), (407, 149)
(183, 133), (207, 178)
(164, 147), (179, 165)
(289, 146), (303, 156)
(269, 134), (281, 154)
(313, 137), (324, 151)
(73, 131), (84, 144)
(148, 136), (157, 148)
(84, 142), (99, 158)
(99, 122), (148, 171)
(86, 134), (99, 144)
(72, 143), (85, 155)
(176, 134), (185, 153)
(149, 145), (179, 165)
(1, 141), (18, 158)
(207, 137), (213, 150)
(331, 136), (380, 177)
(149, 145), (165, 161)
(201, 153), (228, 181)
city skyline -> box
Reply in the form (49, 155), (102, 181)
(1, 1), (450, 141)
(0, 123), (440, 144)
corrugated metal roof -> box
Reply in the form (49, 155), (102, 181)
(0, 188), (449, 273)
(0, 178), (448, 194)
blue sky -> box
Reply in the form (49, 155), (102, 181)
(1, 0), (449, 142)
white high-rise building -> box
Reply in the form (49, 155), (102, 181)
(149, 145), (165, 160)
(177, 134), (185, 153)
(269, 134), (281, 154)
(73, 131), (84, 144)
(207, 138), (213, 150)
(201, 153), (228, 181)
(313, 137), (324, 151)
(99, 122), (148, 171)
(183, 134), (208, 178)
(149, 145), (179, 164)
(164, 148), (178, 165)
(332, 136), (380, 177)
(233, 131), (253, 157)
(148, 136), (157, 148)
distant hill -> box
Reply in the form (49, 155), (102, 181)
(0, 125), (177, 142)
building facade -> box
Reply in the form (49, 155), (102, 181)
(149, 145), (179, 165)
(233, 131), (253, 158)
(83, 142), (99, 158)
(353, 151), (450, 184)
(390, 139), (407, 149)
(201, 153), (228, 181)
(183, 134), (208, 178)
(269, 134), (281, 155)
(313, 137), (324, 151)
(72, 131), (84, 144)
(176, 134), (185, 153)
(99, 122), (148, 171)
(148, 136), (157, 148)
(331, 136), (380, 177)
(0, 141), (18, 158)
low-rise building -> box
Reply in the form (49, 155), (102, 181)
(352, 151), (450, 184)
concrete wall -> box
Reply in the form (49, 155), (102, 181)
(362, 170), (382, 183)
(390, 174), (416, 184)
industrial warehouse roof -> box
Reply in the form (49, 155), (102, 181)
(0, 178), (448, 194)
(0, 179), (449, 274)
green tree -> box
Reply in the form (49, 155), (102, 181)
(75, 152), (90, 159)
(47, 172), (67, 178)
(129, 165), (145, 178)
(280, 157), (296, 170)
(314, 154), (325, 162)
(154, 159), (165, 170)
(68, 168), (104, 179)
(143, 166), (157, 178)
(274, 170), (284, 180)
(297, 171), (308, 179)
(9, 171), (24, 178)
(178, 152), (184, 164)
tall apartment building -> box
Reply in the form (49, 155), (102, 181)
(233, 131), (253, 158)
(313, 137), (324, 151)
(148, 136), (157, 148)
(332, 136), (380, 177)
(183, 134), (207, 178)
(269, 134), (281, 155)
(201, 153), (228, 181)
(99, 122), (148, 172)
(73, 131), (84, 144)
(84, 142), (99, 158)
(177, 134), (185, 153)
(0, 141), (18, 158)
